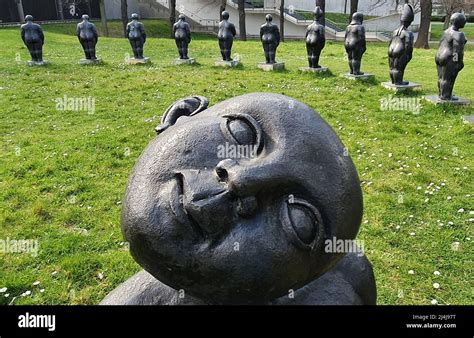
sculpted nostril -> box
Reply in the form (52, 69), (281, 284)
(215, 166), (229, 182)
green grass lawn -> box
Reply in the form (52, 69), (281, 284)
(0, 20), (472, 305)
(431, 22), (474, 42)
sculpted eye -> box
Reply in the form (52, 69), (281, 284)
(221, 113), (264, 153)
(281, 196), (324, 250)
(227, 119), (255, 145)
(288, 204), (317, 244)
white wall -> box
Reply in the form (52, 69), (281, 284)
(364, 12), (421, 32)
(277, 0), (403, 17)
(105, 0), (140, 20)
(226, 6), (327, 39)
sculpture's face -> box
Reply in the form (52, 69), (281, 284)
(122, 93), (363, 303)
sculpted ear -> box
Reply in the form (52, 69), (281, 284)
(155, 96), (209, 134)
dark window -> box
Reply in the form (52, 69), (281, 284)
(0, 0), (101, 23)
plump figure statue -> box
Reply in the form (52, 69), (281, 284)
(305, 7), (325, 69)
(260, 14), (281, 64)
(20, 15), (45, 63)
(218, 11), (237, 61)
(77, 14), (98, 60)
(173, 14), (192, 59)
(101, 93), (377, 305)
(388, 4), (414, 85)
(345, 12), (367, 75)
(435, 13), (467, 101)
(127, 13), (147, 59)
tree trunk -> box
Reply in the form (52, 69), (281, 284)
(238, 0), (246, 41)
(395, 0), (400, 10)
(121, 0), (128, 38)
(99, 0), (109, 37)
(414, 0), (432, 48)
(316, 0), (325, 26)
(220, 0), (226, 20)
(15, 0), (25, 22)
(86, 0), (92, 18)
(443, 13), (450, 30)
(350, 0), (359, 18)
(170, 0), (176, 39)
(280, 0), (285, 42)
(56, 0), (64, 20)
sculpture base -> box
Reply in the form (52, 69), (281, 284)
(257, 62), (285, 71)
(127, 57), (151, 65)
(343, 73), (374, 81)
(425, 95), (471, 106)
(27, 60), (49, 66)
(173, 58), (195, 65)
(463, 115), (474, 125)
(382, 82), (421, 92)
(215, 60), (239, 67)
(79, 58), (102, 65)
(299, 66), (328, 73)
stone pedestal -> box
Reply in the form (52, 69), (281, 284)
(343, 73), (374, 81)
(173, 58), (195, 65)
(257, 62), (285, 71)
(127, 57), (151, 65)
(79, 58), (102, 65)
(425, 95), (471, 106)
(299, 66), (328, 73)
(27, 60), (49, 66)
(215, 60), (239, 67)
(463, 116), (474, 125)
(382, 82), (421, 92)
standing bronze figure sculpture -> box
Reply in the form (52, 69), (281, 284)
(217, 11), (237, 63)
(126, 13), (149, 64)
(384, 4), (418, 89)
(345, 12), (367, 76)
(77, 15), (100, 65)
(435, 13), (467, 101)
(20, 15), (48, 66)
(305, 7), (326, 70)
(173, 14), (194, 64)
(101, 93), (377, 305)
(258, 15), (284, 71)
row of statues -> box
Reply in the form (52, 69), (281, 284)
(20, 7), (468, 102)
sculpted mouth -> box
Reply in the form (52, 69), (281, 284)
(170, 174), (205, 240)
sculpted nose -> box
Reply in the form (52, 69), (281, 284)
(216, 158), (248, 189)
(215, 158), (287, 197)
(216, 159), (259, 218)
(215, 159), (233, 183)
(179, 169), (233, 237)
(180, 169), (226, 202)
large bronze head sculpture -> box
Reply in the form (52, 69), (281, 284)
(120, 93), (364, 304)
